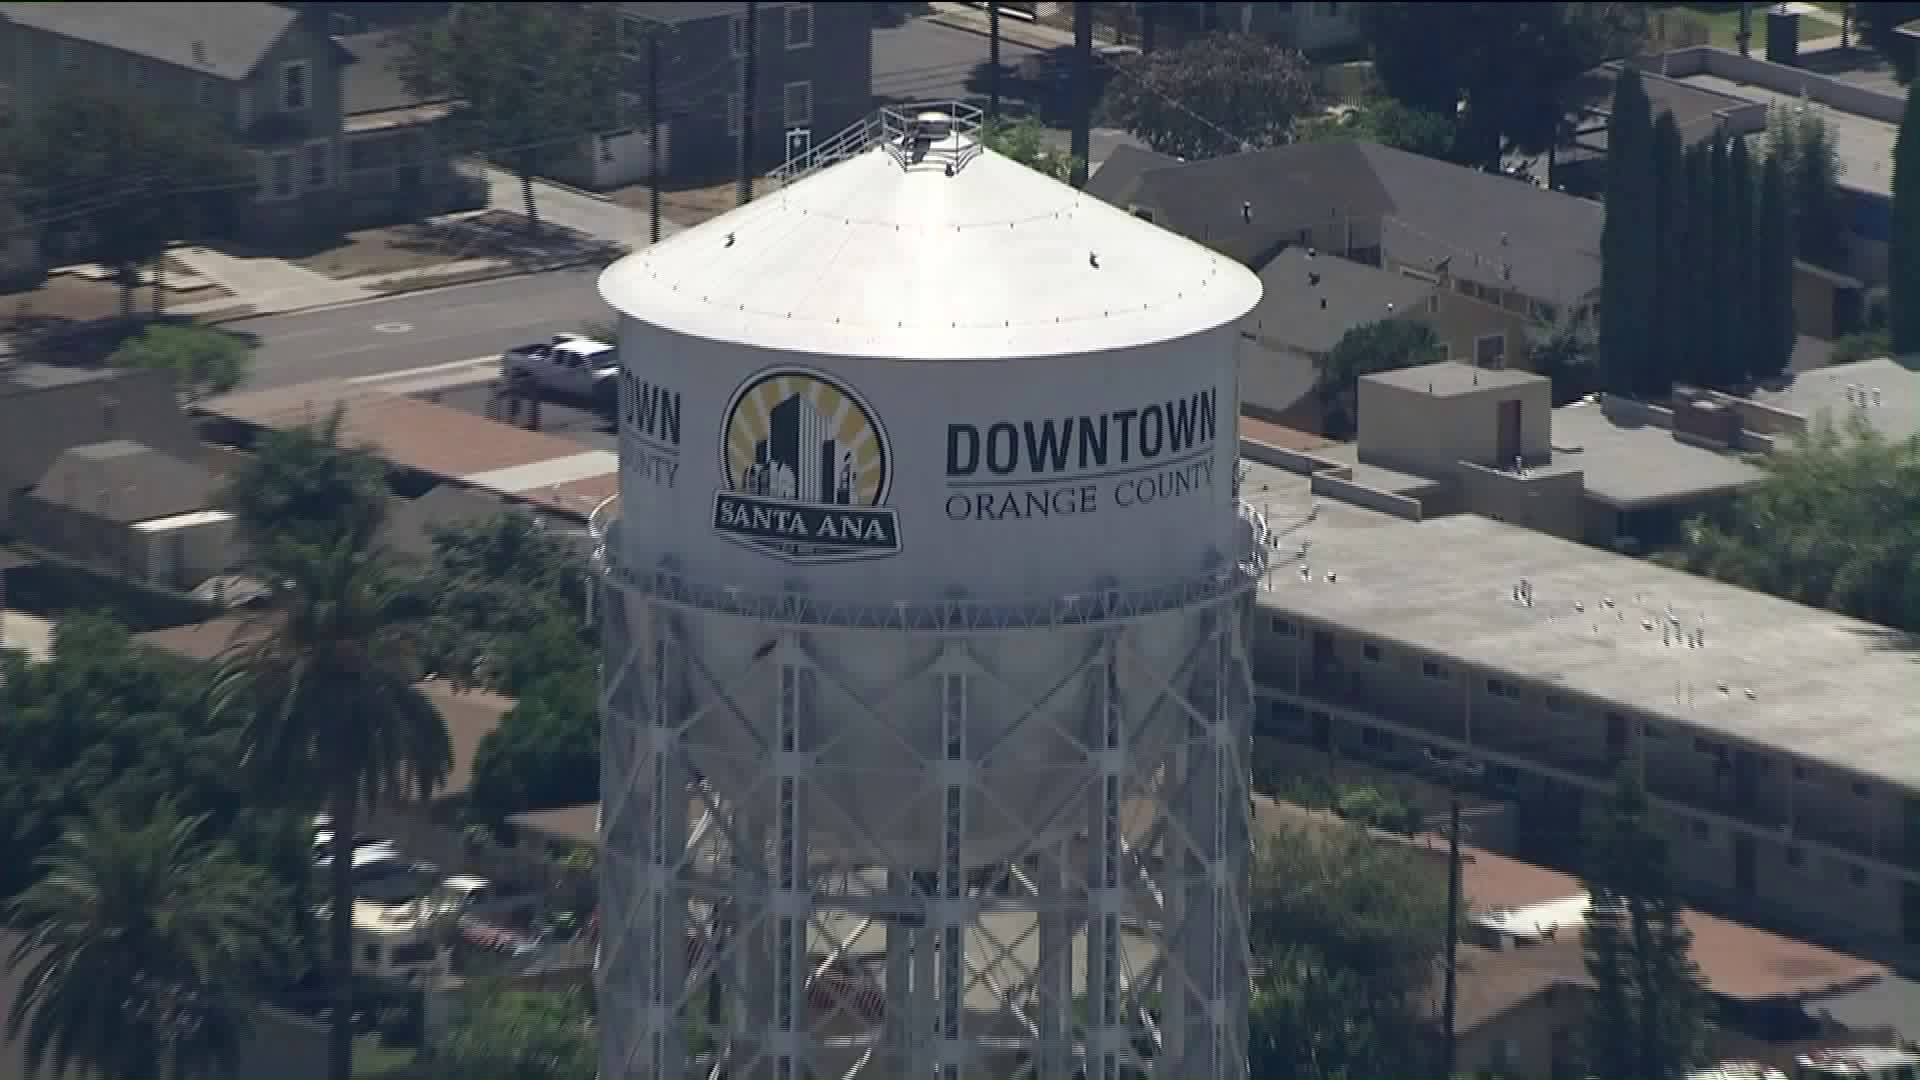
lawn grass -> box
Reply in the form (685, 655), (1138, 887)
(351, 1035), (416, 1078)
(1657, 4), (1846, 52)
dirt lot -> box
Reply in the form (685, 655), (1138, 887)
(609, 178), (780, 228)
(1, 260), (239, 344)
(292, 210), (616, 280)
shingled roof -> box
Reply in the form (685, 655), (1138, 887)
(0, 2), (299, 82)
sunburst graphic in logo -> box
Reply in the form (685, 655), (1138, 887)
(711, 367), (901, 563)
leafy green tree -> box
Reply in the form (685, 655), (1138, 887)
(1719, 135), (1756, 388)
(3, 802), (292, 1080)
(1669, 420), (1920, 632)
(436, 980), (596, 1080)
(1529, 292), (1601, 403)
(1894, 84), (1920, 354)
(1581, 769), (1712, 1080)
(1830, 327), (1891, 365)
(468, 673), (599, 821)
(1315, 319), (1444, 438)
(397, 3), (622, 232)
(1600, 66), (1657, 396)
(1247, 821), (1448, 1080)
(416, 511), (591, 690)
(979, 116), (1080, 182)
(221, 404), (390, 556)
(4, 83), (248, 318)
(1292, 97), (1462, 162)
(107, 324), (253, 403)
(1754, 152), (1797, 380)
(1357, 3), (1646, 170)
(210, 520), (450, 1080)
(1098, 34), (1318, 159)
(1768, 99), (1848, 271)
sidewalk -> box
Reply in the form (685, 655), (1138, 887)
(170, 246), (377, 315)
(482, 167), (683, 252)
(924, 2), (1110, 52)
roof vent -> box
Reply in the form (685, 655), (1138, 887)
(1319, 297), (1327, 310)
(191, 40), (207, 65)
(1307, 271), (1320, 287)
(1241, 201), (1252, 224)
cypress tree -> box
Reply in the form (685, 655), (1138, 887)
(1892, 84), (1920, 354)
(1650, 111), (1688, 396)
(1703, 136), (1736, 388)
(1726, 137), (1756, 387)
(1755, 153), (1797, 380)
(1600, 68), (1657, 396)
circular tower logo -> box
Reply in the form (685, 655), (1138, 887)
(711, 366), (902, 563)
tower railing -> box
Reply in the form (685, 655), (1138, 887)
(770, 101), (989, 187)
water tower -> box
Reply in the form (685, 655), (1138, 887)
(594, 104), (1264, 1080)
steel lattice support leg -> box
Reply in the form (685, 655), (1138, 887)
(1159, 604), (1251, 1080)
(602, 595), (691, 1080)
(1084, 638), (1129, 1080)
(1034, 843), (1074, 1080)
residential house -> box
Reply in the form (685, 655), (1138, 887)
(12, 440), (236, 589)
(0, 2), (467, 246)
(0, 364), (203, 536)
(1556, 60), (1769, 199)
(1089, 140), (1605, 369)
(1241, 246), (1536, 432)
(336, 30), (485, 227)
(615, 3), (873, 186)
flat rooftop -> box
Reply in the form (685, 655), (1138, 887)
(1677, 73), (1896, 197)
(1257, 513), (1920, 790)
(1551, 401), (1765, 507)
(1366, 361), (1541, 399)
(1749, 356), (1920, 441)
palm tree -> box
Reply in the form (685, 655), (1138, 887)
(210, 534), (451, 1080)
(4, 801), (290, 1080)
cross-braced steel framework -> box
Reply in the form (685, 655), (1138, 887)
(597, 530), (1258, 1080)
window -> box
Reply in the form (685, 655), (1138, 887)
(304, 140), (330, 189)
(1269, 617), (1296, 638)
(1421, 660), (1448, 680)
(1427, 293), (1440, 314)
(1475, 332), (1507, 368)
(280, 59), (310, 111)
(392, 942), (434, 965)
(1642, 722), (1663, 739)
(729, 13), (747, 56)
(726, 90), (743, 137)
(786, 3), (814, 48)
(363, 944), (381, 965)
(1486, 677), (1518, 699)
(782, 80), (812, 128)
(263, 151), (295, 201)
(1362, 643), (1382, 663)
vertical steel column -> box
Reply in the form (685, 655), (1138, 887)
(1034, 843), (1074, 1080)
(769, 656), (811, 1080)
(933, 655), (970, 1080)
(883, 871), (914, 1077)
(1083, 639), (1127, 1080)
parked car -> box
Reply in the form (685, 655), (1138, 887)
(501, 332), (618, 409)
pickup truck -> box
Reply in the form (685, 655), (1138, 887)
(501, 333), (619, 408)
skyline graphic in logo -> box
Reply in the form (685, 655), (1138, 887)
(712, 367), (901, 563)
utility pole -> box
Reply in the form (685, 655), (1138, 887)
(1737, 2), (1753, 57)
(1425, 750), (1483, 1080)
(737, 2), (759, 207)
(988, 2), (1002, 120)
(647, 26), (662, 245)
(1070, 1), (1092, 188)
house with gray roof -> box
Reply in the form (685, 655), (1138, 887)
(11, 439), (237, 589)
(0, 2), (470, 243)
(1088, 139), (1605, 353)
(1241, 247), (1541, 433)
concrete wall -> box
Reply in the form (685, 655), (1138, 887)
(1308, 470), (1424, 520)
(1650, 46), (1906, 126)
(1455, 461), (1585, 540)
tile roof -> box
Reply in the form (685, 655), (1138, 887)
(1249, 246), (1437, 355)
(0, 2), (298, 81)
(200, 382), (615, 492)
(30, 440), (219, 524)
(1114, 140), (1604, 304)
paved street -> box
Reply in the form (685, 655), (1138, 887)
(232, 267), (612, 390)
